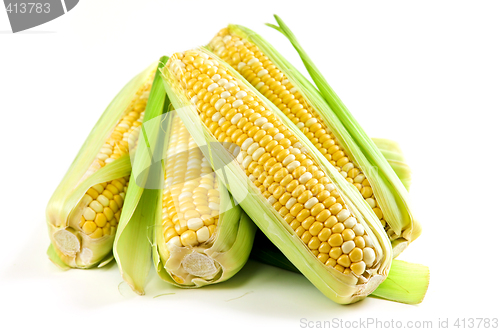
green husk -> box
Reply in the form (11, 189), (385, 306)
(113, 57), (170, 294)
(46, 62), (157, 268)
(161, 49), (393, 304)
(370, 260), (429, 304)
(250, 230), (429, 304)
(372, 138), (411, 192)
(224, 22), (420, 257)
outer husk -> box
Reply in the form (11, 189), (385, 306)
(250, 229), (429, 304)
(228, 21), (421, 257)
(113, 58), (169, 294)
(46, 62), (157, 268)
(372, 138), (411, 192)
(161, 49), (393, 304)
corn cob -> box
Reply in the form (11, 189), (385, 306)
(207, 24), (420, 256)
(154, 112), (255, 287)
(161, 48), (392, 304)
(114, 59), (255, 292)
(162, 115), (220, 248)
(46, 64), (156, 268)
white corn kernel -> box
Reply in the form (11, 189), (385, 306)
(343, 217), (356, 229)
(286, 161), (301, 172)
(353, 224), (365, 236)
(215, 99), (226, 111)
(342, 240), (355, 254)
(252, 147), (265, 161)
(187, 218), (204, 231)
(255, 117), (268, 127)
(337, 209), (350, 222)
(207, 83), (219, 92)
(231, 113), (243, 125)
(247, 143), (260, 155)
(236, 91), (247, 99)
(299, 172), (313, 184)
(363, 247), (376, 267)
(232, 100), (243, 108)
(167, 236), (182, 247)
(285, 197), (297, 210)
(208, 202), (219, 210)
(83, 207), (96, 220)
(241, 138), (254, 151)
(196, 227), (210, 243)
(304, 197), (319, 209)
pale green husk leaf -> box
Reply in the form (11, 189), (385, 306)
(372, 138), (411, 191)
(371, 260), (429, 304)
(113, 58), (170, 294)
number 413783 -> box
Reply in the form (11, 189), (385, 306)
(6, 3), (50, 14)
(454, 318), (498, 329)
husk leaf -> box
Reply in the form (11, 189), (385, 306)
(113, 57), (170, 294)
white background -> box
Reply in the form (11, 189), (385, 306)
(1, 1), (499, 331)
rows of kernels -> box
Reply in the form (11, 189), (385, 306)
(96, 109), (145, 166)
(167, 50), (377, 275)
(84, 75), (153, 180)
(209, 30), (388, 232)
(162, 116), (219, 248)
(79, 178), (128, 238)
(97, 88), (149, 165)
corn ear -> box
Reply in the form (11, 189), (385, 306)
(152, 111), (256, 288)
(208, 21), (420, 257)
(46, 63), (156, 268)
(161, 48), (393, 304)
